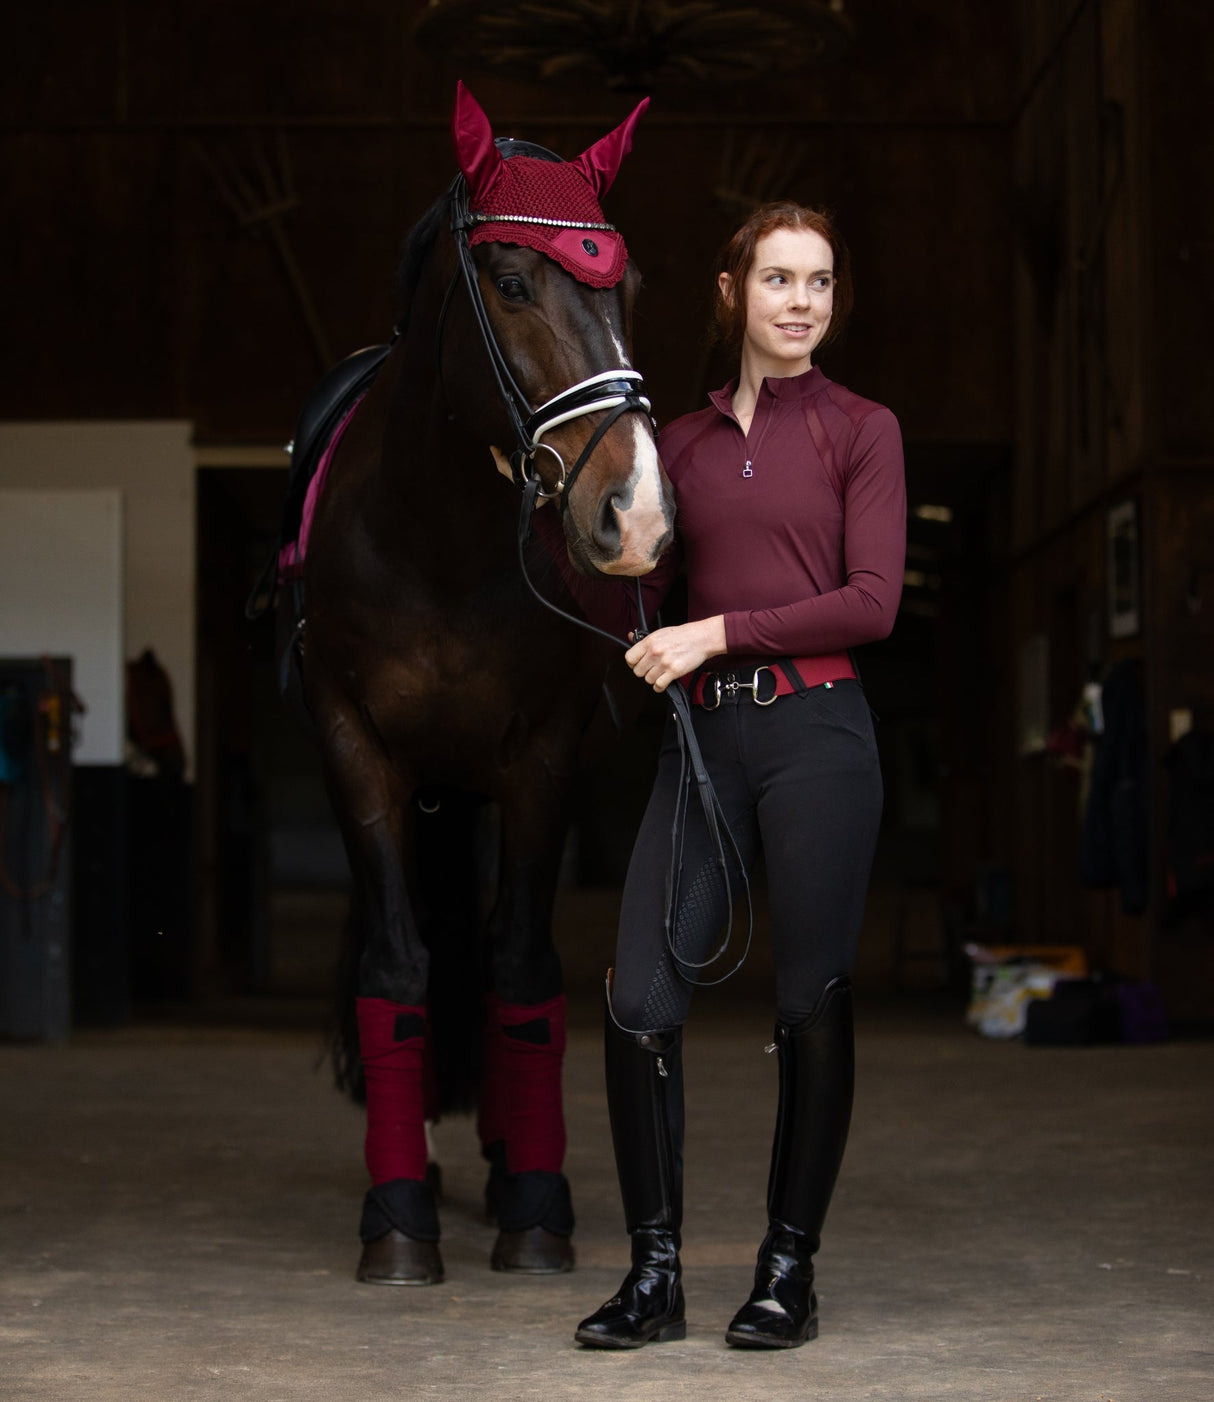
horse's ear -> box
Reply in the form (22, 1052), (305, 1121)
(570, 97), (650, 198)
(451, 79), (504, 203)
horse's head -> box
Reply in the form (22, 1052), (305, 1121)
(447, 82), (674, 579)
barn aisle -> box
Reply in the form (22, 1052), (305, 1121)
(3, 996), (1211, 1401)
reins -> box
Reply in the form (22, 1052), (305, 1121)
(512, 478), (755, 1001)
(446, 173), (756, 1000)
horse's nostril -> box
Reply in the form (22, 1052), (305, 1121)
(593, 493), (622, 553)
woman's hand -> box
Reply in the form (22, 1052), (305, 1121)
(625, 616), (727, 693)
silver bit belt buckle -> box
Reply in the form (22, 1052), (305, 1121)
(701, 667), (778, 707)
(752, 665), (778, 705)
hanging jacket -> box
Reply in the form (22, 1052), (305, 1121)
(1163, 728), (1214, 922)
(1080, 660), (1150, 915)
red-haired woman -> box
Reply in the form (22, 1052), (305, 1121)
(555, 203), (905, 1349)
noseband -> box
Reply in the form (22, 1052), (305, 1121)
(446, 175), (654, 508)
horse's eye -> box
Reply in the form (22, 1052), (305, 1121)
(496, 276), (527, 303)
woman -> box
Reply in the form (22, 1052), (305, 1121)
(552, 201), (905, 1349)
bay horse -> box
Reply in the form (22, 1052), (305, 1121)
(277, 83), (673, 1286)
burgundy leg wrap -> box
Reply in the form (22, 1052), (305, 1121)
(478, 993), (567, 1175)
(476, 995), (508, 1152)
(356, 997), (429, 1186)
(421, 1017), (442, 1127)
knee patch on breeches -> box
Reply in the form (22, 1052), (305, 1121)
(636, 856), (736, 1028)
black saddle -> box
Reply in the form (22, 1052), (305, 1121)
(245, 342), (392, 620)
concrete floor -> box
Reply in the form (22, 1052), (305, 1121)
(3, 991), (1212, 1402)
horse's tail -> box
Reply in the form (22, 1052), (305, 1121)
(329, 789), (486, 1113)
(330, 888), (367, 1102)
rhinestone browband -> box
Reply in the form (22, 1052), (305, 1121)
(468, 212), (618, 231)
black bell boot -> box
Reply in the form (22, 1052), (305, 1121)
(489, 1167), (576, 1274)
(575, 1005), (686, 1349)
(726, 977), (855, 1349)
(356, 1178), (443, 1286)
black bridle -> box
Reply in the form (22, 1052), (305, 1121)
(448, 174), (654, 510)
(444, 171), (756, 1004)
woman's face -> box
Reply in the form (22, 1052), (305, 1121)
(722, 225), (835, 375)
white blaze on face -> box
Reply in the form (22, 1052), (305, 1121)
(608, 326), (632, 369)
(600, 415), (668, 576)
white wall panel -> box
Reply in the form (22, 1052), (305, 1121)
(0, 489), (123, 764)
(0, 422), (195, 775)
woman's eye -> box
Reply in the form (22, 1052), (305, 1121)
(496, 276), (527, 302)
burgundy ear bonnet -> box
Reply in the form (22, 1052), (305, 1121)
(451, 80), (648, 289)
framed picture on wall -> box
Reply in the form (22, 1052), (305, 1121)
(1107, 499), (1140, 639)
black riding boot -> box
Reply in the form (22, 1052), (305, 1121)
(575, 1001), (685, 1349)
(726, 976), (855, 1349)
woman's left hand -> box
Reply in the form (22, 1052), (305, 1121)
(625, 616), (727, 693)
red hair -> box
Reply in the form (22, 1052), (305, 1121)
(714, 201), (853, 351)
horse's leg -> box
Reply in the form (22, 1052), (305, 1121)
(316, 700), (442, 1286)
(479, 759), (576, 1274)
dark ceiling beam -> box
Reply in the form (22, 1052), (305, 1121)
(1, 113), (1008, 134)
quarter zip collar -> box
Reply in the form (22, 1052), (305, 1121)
(707, 363), (829, 424)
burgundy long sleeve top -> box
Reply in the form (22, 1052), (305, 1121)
(537, 364), (906, 663)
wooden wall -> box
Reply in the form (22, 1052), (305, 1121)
(3, 0), (1014, 446)
(1011, 0), (1214, 1014)
(35, 3), (1214, 1000)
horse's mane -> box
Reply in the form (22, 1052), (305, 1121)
(392, 193), (449, 331)
(392, 141), (565, 331)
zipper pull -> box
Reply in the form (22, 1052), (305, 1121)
(657, 1056), (668, 1078)
(764, 1042), (777, 1054)
(742, 460), (754, 478)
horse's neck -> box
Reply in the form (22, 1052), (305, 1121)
(353, 347), (511, 572)
(343, 248), (515, 570)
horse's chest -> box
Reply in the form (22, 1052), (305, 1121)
(359, 642), (564, 779)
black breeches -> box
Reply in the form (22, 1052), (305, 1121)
(611, 679), (883, 1031)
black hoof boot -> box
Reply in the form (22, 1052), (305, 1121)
(356, 1178), (442, 1286)
(725, 1226), (816, 1347)
(488, 1167), (575, 1274)
(575, 1229), (686, 1349)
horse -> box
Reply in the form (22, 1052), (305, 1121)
(271, 83), (673, 1287)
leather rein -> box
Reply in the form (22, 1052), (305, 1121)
(443, 174), (755, 998)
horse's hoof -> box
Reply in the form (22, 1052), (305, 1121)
(491, 1226), (575, 1274)
(357, 1229), (444, 1286)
